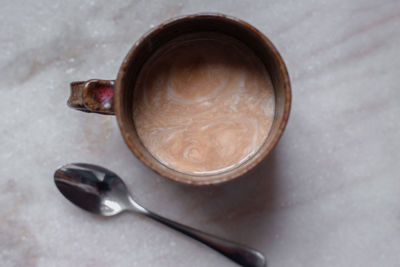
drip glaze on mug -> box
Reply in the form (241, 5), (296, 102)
(133, 32), (275, 175)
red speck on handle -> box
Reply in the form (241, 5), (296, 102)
(94, 87), (114, 106)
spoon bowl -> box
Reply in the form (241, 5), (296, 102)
(55, 163), (137, 216)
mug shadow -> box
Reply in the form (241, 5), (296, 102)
(165, 145), (285, 253)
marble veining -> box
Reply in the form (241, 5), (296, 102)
(0, 0), (399, 267)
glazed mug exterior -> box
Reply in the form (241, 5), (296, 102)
(67, 13), (291, 185)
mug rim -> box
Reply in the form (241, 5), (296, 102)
(115, 13), (291, 185)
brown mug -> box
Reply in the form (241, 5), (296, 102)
(68, 13), (291, 185)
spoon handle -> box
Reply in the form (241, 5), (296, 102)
(142, 210), (265, 267)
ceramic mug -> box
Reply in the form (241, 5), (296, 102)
(67, 13), (291, 185)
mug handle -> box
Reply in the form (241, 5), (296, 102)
(68, 79), (115, 115)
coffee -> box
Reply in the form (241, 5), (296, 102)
(133, 33), (275, 175)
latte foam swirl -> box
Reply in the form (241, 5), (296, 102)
(133, 33), (275, 175)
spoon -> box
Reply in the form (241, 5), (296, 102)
(54, 163), (266, 267)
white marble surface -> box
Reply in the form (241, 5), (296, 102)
(1, 0), (399, 266)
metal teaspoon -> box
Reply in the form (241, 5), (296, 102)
(54, 163), (266, 267)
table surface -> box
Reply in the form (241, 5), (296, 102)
(1, 1), (399, 266)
